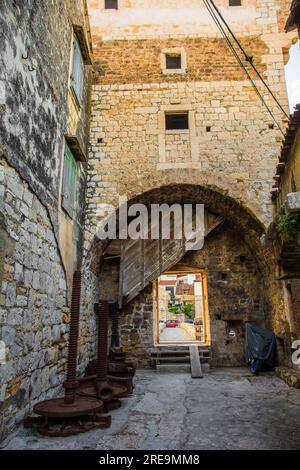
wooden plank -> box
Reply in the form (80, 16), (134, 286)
(189, 345), (203, 379)
(121, 210), (226, 307)
(205, 216), (225, 237)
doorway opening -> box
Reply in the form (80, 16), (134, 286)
(154, 269), (210, 345)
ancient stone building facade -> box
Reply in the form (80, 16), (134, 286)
(84, 0), (297, 367)
(0, 0), (94, 440)
(270, 105), (300, 348)
(0, 0), (298, 443)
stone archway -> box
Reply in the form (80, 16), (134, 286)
(81, 184), (285, 369)
(85, 183), (267, 273)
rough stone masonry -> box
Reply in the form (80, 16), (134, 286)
(0, 0), (298, 444)
(0, 0), (94, 440)
(84, 0), (297, 366)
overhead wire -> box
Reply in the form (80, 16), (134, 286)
(209, 0), (290, 120)
(202, 0), (286, 135)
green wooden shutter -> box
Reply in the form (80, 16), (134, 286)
(62, 143), (77, 218)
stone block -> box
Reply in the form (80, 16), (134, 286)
(13, 263), (23, 282)
(285, 192), (300, 213)
(16, 295), (27, 307)
(275, 366), (300, 389)
(6, 283), (16, 307)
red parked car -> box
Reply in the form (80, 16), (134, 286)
(166, 319), (180, 328)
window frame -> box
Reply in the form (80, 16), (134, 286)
(165, 112), (190, 132)
(165, 54), (182, 70)
(161, 48), (187, 75)
(70, 36), (85, 107)
(61, 142), (78, 219)
(104, 0), (119, 9)
(229, 0), (242, 6)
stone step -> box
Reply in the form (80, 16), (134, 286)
(156, 363), (191, 373)
(151, 351), (211, 360)
(156, 356), (190, 363)
(150, 348), (210, 355)
(156, 363), (210, 374)
(155, 356), (210, 363)
(150, 346), (211, 373)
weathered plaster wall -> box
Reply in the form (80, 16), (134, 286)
(88, 0), (295, 39)
(0, 0), (92, 267)
(0, 0), (93, 441)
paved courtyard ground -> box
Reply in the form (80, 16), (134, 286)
(2, 368), (300, 450)
(160, 326), (193, 342)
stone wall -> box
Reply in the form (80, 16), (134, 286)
(277, 126), (300, 207)
(0, 160), (69, 440)
(0, 160), (99, 440)
(88, 0), (295, 39)
(185, 225), (268, 367)
(83, 0), (297, 370)
(119, 285), (154, 368)
(0, 0), (92, 215)
(93, 36), (268, 85)
(0, 1), (94, 441)
(116, 223), (269, 368)
(87, 80), (281, 230)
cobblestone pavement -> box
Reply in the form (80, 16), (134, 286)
(2, 368), (300, 450)
(159, 326), (194, 342)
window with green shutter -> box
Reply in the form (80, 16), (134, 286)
(62, 143), (77, 218)
(70, 37), (84, 105)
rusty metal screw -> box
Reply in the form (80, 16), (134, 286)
(96, 301), (113, 401)
(97, 301), (109, 381)
(110, 301), (120, 349)
(64, 270), (81, 404)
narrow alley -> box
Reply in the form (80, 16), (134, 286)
(1, 0), (300, 459)
(3, 369), (300, 451)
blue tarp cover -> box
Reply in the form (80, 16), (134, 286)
(245, 323), (276, 367)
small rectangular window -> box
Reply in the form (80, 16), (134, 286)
(166, 54), (182, 70)
(105, 0), (118, 8)
(62, 143), (77, 218)
(165, 113), (189, 131)
(229, 0), (241, 5)
(70, 38), (84, 105)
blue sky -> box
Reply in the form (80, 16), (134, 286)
(285, 39), (300, 113)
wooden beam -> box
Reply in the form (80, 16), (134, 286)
(189, 345), (203, 379)
(205, 216), (225, 237)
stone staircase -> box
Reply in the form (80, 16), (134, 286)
(150, 346), (211, 373)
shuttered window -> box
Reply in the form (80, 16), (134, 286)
(62, 143), (77, 218)
(70, 37), (84, 105)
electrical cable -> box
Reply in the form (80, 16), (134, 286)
(209, 0), (289, 120)
(202, 0), (285, 135)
